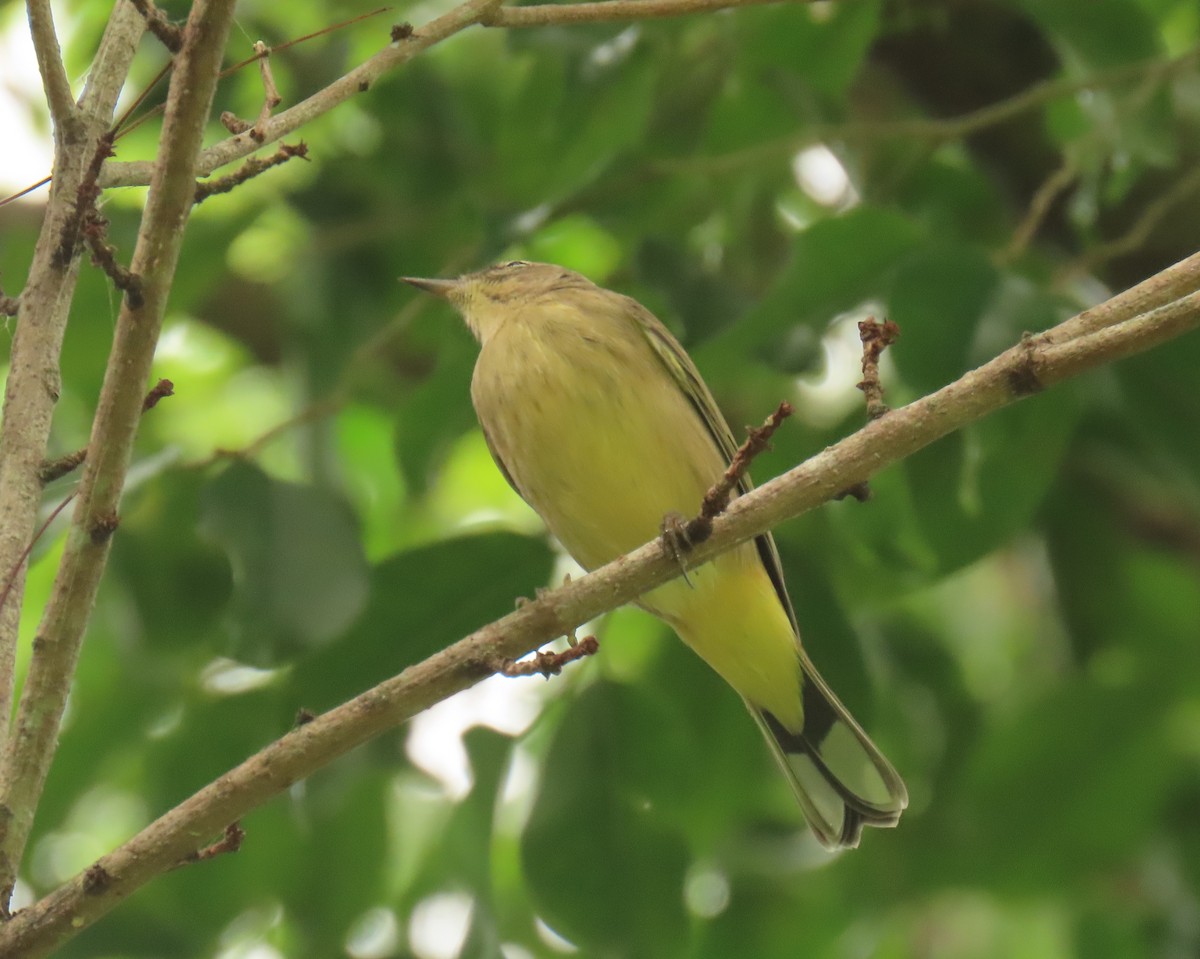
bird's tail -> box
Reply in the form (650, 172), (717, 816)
(749, 652), (907, 849)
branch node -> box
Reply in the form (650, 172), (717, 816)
(54, 131), (115, 268)
(142, 378), (175, 412)
(391, 22), (415, 41)
(82, 864), (112, 895)
(0, 274), (19, 317)
(833, 481), (872, 503)
(856, 316), (900, 420)
(493, 637), (600, 678)
(220, 111), (254, 135)
(89, 511), (120, 545)
(178, 823), (246, 867)
(1007, 332), (1045, 396)
(39, 448), (88, 485)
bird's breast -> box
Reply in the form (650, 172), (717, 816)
(470, 317), (725, 571)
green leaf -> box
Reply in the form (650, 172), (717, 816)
(199, 462), (369, 661)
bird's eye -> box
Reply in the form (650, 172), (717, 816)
(501, 260), (531, 269)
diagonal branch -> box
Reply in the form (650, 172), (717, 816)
(98, 0), (506, 189)
(0, 0), (239, 913)
(1, 249), (1198, 958)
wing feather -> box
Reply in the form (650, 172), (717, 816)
(619, 295), (800, 634)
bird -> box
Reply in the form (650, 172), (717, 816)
(402, 260), (907, 848)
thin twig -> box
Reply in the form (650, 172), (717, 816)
(694, 402), (792, 537)
(193, 142), (309, 204)
(176, 822), (245, 866)
(1000, 156), (1079, 265)
(665, 402), (793, 557)
(35, 379), (174, 488)
(54, 131), (114, 270)
(493, 637), (600, 678)
(82, 211), (144, 307)
(1, 7), (391, 207)
(98, 0), (811, 190)
(857, 316), (900, 421)
(129, 0), (183, 52)
(0, 494), (76, 619)
(251, 41), (282, 140)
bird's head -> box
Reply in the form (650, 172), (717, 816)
(402, 260), (594, 342)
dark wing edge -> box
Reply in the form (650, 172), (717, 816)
(627, 297), (800, 634)
(479, 420), (526, 501)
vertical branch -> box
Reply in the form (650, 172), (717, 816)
(0, 0), (239, 908)
(0, 3), (144, 755)
(26, 0), (77, 134)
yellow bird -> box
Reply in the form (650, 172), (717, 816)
(403, 261), (907, 848)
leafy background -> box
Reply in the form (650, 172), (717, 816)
(2, 0), (1200, 956)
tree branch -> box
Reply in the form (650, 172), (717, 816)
(98, 0), (506, 190)
(26, 0), (76, 135)
(0, 1), (144, 766)
(482, 0), (789, 27)
(1, 250), (1197, 957)
(0, 0), (238, 911)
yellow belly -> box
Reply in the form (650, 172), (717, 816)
(472, 311), (803, 728)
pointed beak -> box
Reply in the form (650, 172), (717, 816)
(400, 276), (459, 299)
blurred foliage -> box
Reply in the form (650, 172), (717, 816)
(2, 0), (1200, 956)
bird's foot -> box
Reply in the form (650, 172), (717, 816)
(660, 511), (695, 588)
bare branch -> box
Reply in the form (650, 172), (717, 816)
(1052, 249), (1200, 344)
(99, 0), (506, 190)
(493, 636), (600, 677)
(250, 40), (283, 140)
(0, 1), (144, 766)
(1, 250), (1197, 957)
(129, 0), (184, 52)
(483, 0), (790, 27)
(26, 0), (76, 133)
(193, 141), (309, 204)
(0, 0), (238, 911)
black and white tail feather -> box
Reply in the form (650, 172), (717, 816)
(634, 303), (907, 848)
(749, 649), (907, 849)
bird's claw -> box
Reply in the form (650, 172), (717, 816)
(660, 511), (695, 588)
